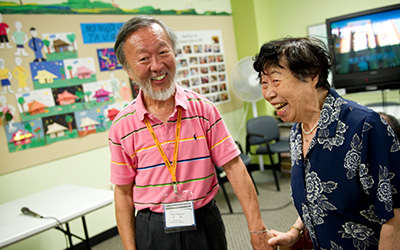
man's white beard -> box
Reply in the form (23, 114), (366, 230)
(137, 73), (176, 101)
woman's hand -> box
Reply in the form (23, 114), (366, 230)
(267, 228), (301, 248)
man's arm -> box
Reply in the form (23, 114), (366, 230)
(114, 183), (136, 250)
(379, 208), (400, 249)
(222, 156), (274, 250)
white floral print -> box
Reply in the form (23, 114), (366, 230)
(379, 116), (400, 152)
(290, 90), (399, 249)
(338, 222), (379, 250)
(360, 205), (386, 225)
(377, 165), (396, 212)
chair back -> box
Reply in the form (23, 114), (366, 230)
(246, 116), (280, 146)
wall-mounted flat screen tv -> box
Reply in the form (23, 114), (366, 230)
(326, 4), (400, 93)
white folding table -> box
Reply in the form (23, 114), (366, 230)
(0, 184), (114, 249)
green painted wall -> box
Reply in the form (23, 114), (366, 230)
(258, 0), (399, 41)
(228, 0), (400, 162)
(229, 0), (400, 119)
(230, 0), (259, 60)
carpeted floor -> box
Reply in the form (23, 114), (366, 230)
(93, 171), (298, 250)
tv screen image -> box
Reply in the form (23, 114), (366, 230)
(326, 4), (400, 93)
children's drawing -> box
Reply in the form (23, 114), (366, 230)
(0, 95), (15, 131)
(27, 100), (47, 115)
(93, 88), (112, 102)
(51, 85), (85, 113)
(47, 122), (68, 138)
(97, 48), (122, 71)
(63, 57), (96, 81)
(4, 118), (45, 152)
(74, 107), (108, 136)
(103, 101), (129, 129)
(82, 79), (114, 104)
(42, 113), (78, 144)
(0, 58), (13, 94)
(11, 21), (29, 56)
(57, 90), (77, 106)
(10, 129), (35, 145)
(15, 88), (56, 121)
(28, 27), (46, 62)
(107, 108), (119, 122)
(30, 60), (64, 89)
(13, 57), (30, 92)
(42, 32), (78, 60)
(0, 58), (14, 94)
(0, 13), (12, 49)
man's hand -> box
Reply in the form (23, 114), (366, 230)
(267, 228), (300, 248)
(250, 230), (276, 250)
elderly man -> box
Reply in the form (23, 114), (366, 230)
(108, 15), (274, 250)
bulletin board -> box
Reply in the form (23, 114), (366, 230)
(0, 14), (241, 175)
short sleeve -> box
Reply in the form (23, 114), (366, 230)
(204, 102), (240, 167)
(360, 112), (400, 222)
(108, 121), (136, 185)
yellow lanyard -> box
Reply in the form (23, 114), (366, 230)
(144, 108), (182, 193)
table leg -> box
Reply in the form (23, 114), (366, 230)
(81, 216), (91, 250)
(65, 223), (74, 249)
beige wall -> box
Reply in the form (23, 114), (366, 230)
(0, 13), (239, 250)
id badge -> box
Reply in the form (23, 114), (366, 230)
(162, 189), (197, 233)
(164, 201), (196, 232)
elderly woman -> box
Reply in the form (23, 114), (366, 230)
(253, 37), (400, 249)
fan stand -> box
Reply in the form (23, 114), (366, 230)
(231, 56), (268, 173)
(250, 102), (265, 172)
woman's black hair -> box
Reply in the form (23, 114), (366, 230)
(253, 37), (333, 90)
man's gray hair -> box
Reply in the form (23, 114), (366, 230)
(114, 15), (179, 69)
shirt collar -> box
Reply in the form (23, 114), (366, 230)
(315, 88), (344, 139)
(136, 83), (188, 121)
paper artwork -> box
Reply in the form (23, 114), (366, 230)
(4, 118), (45, 152)
(42, 32), (78, 61)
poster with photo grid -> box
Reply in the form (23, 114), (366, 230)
(175, 30), (230, 104)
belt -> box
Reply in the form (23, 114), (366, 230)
(137, 199), (216, 220)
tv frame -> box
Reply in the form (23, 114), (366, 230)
(326, 4), (400, 94)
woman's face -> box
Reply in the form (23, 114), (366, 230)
(260, 61), (318, 123)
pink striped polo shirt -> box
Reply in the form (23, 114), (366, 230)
(108, 84), (240, 212)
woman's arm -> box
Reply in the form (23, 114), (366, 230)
(379, 208), (400, 249)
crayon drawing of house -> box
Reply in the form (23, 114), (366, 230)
(46, 122), (68, 138)
(27, 101), (48, 115)
(34, 70), (58, 84)
(75, 66), (94, 79)
(10, 129), (35, 146)
(57, 90), (78, 105)
(93, 89), (112, 102)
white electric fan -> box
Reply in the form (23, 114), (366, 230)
(230, 56), (266, 171)
(231, 56), (264, 116)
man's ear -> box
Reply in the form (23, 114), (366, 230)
(124, 67), (135, 81)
